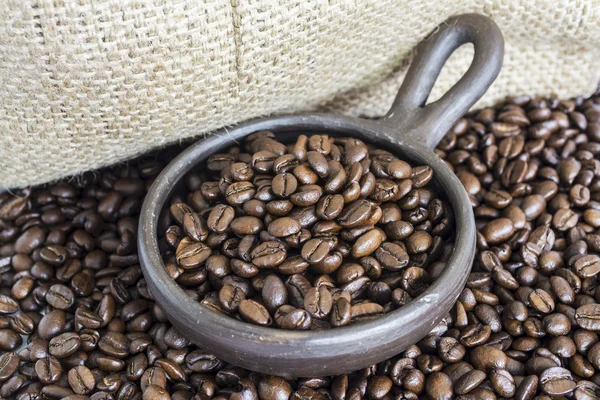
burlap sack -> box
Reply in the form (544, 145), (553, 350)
(1, 0), (599, 189)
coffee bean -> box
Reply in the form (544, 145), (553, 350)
(272, 173), (298, 198)
(351, 228), (385, 258)
(258, 376), (293, 400)
(540, 367), (575, 396)
(268, 217), (301, 238)
(226, 181), (256, 206)
(470, 346), (507, 372)
(528, 289), (555, 314)
(330, 297), (351, 327)
(231, 216), (264, 236)
(482, 218), (515, 245)
(143, 384), (170, 400)
(207, 204), (235, 233)
(425, 372), (453, 400)
(49, 332), (81, 358)
(0, 294), (18, 315)
(46, 284), (74, 310)
(375, 242), (409, 271)
(304, 286), (333, 318)
(406, 231), (433, 254)
(239, 300), (272, 326)
(351, 302), (384, 320)
(67, 365), (95, 394)
(277, 255), (310, 275)
(0, 352), (19, 382)
(262, 275), (288, 313)
(175, 238), (211, 269)
(182, 211), (208, 242)
(251, 241), (287, 268)
(575, 304), (600, 331)
(34, 356), (62, 384)
(275, 306), (312, 330)
(301, 238), (334, 264)
(573, 254), (600, 278)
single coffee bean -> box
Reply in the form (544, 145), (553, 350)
(207, 204), (236, 233)
(251, 241), (287, 268)
(528, 289), (555, 313)
(226, 181), (256, 206)
(175, 238), (211, 269)
(231, 216), (264, 236)
(49, 332), (81, 358)
(330, 297), (351, 327)
(304, 286), (333, 318)
(482, 218), (515, 245)
(67, 365), (95, 394)
(239, 300), (272, 326)
(351, 228), (385, 258)
(301, 238), (334, 264)
(275, 306), (312, 330)
(46, 284), (74, 310)
(455, 369), (486, 395)
(574, 254), (600, 278)
(268, 217), (301, 238)
(576, 304), (600, 331)
(0, 294), (19, 315)
(262, 275), (288, 313)
(351, 302), (384, 320)
(375, 242), (409, 271)
(218, 285), (246, 313)
(540, 367), (576, 396)
(0, 352), (19, 382)
(34, 356), (62, 384)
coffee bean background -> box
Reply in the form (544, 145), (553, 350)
(0, 93), (599, 399)
(160, 134), (453, 330)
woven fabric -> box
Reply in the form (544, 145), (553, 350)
(0, 0), (599, 188)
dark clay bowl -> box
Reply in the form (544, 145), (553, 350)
(139, 14), (504, 377)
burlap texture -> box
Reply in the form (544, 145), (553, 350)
(0, 0), (599, 188)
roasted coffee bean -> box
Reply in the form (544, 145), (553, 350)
(175, 238), (211, 269)
(455, 369), (486, 395)
(207, 204), (235, 233)
(351, 228), (385, 258)
(182, 211), (208, 242)
(0, 294), (19, 315)
(0, 352), (19, 382)
(239, 299), (272, 326)
(575, 304), (600, 330)
(304, 286), (333, 318)
(425, 372), (453, 400)
(258, 375), (293, 400)
(482, 218), (515, 244)
(262, 275), (288, 313)
(45, 284), (74, 310)
(49, 332), (81, 358)
(218, 284), (246, 313)
(35, 356), (62, 384)
(274, 306), (312, 330)
(268, 217), (301, 238)
(375, 242), (409, 271)
(540, 367), (575, 396)
(251, 241), (287, 268)
(68, 365), (95, 394)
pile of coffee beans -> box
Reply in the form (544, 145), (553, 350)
(0, 92), (599, 399)
(160, 133), (454, 329)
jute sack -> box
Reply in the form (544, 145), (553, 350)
(0, 0), (599, 189)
